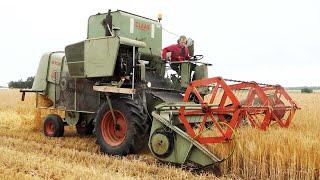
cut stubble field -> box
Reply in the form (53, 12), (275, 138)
(0, 89), (319, 179)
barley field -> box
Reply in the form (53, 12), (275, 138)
(0, 89), (319, 179)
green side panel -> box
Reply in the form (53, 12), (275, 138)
(188, 147), (215, 166)
(193, 65), (209, 94)
(47, 82), (60, 104)
(32, 52), (65, 92)
(87, 14), (105, 39)
(65, 41), (85, 77)
(56, 57), (71, 109)
(68, 63), (84, 77)
(47, 53), (65, 84)
(87, 10), (162, 57)
(32, 53), (50, 91)
(84, 37), (120, 77)
(149, 119), (191, 164)
(173, 135), (195, 164)
(181, 62), (192, 88)
(149, 113), (216, 166)
(194, 65), (208, 80)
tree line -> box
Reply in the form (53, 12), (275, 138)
(8, 76), (34, 89)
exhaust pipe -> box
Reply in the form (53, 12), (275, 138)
(103, 9), (113, 36)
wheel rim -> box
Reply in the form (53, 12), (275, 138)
(101, 110), (127, 146)
(46, 121), (55, 135)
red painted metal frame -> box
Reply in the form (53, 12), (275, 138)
(178, 77), (299, 144)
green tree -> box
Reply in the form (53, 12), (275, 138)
(8, 76), (34, 89)
(301, 87), (313, 93)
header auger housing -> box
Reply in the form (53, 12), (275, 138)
(21, 10), (299, 169)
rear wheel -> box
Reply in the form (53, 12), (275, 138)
(43, 114), (64, 137)
(95, 96), (148, 155)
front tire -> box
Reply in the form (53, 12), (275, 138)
(95, 96), (148, 155)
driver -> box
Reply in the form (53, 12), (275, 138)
(162, 35), (190, 75)
(162, 35), (190, 62)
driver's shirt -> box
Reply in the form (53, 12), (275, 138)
(162, 44), (190, 62)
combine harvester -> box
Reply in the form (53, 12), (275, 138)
(21, 10), (299, 168)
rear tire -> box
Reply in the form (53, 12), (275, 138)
(95, 96), (148, 155)
(43, 114), (64, 137)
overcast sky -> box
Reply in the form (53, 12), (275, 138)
(0, 0), (319, 87)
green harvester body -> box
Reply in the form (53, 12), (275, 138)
(23, 10), (218, 168)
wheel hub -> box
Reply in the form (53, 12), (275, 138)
(101, 110), (127, 146)
(150, 129), (174, 158)
(46, 121), (55, 135)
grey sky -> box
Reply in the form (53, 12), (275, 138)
(0, 0), (319, 87)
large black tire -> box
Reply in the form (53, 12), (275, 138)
(43, 114), (64, 137)
(95, 96), (148, 155)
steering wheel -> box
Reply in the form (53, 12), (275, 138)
(189, 55), (204, 61)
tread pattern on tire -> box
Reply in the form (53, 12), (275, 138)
(95, 95), (149, 155)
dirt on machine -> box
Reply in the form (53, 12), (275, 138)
(21, 10), (299, 168)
